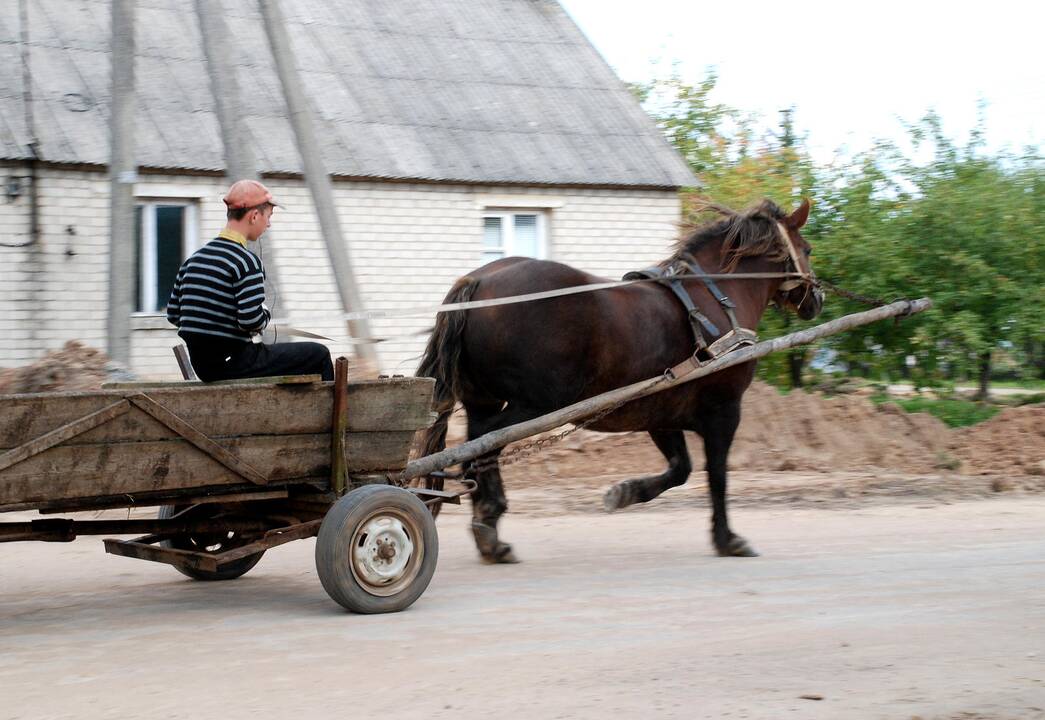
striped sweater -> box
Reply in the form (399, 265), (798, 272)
(166, 238), (270, 342)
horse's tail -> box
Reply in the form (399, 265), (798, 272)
(416, 275), (480, 459)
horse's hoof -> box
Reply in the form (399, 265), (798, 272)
(602, 483), (630, 512)
(480, 544), (520, 565)
(717, 536), (759, 557)
(471, 521), (519, 564)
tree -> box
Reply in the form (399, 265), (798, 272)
(640, 73), (824, 387)
(638, 74), (1044, 394)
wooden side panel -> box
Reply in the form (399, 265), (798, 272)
(0, 378), (434, 447)
(0, 431), (415, 507)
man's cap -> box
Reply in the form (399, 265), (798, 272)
(223, 179), (280, 210)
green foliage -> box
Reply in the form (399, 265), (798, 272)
(637, 72), (1045, 392)
(869, 395), (1001, 428)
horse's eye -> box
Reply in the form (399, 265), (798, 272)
(804, 247), (812, 257)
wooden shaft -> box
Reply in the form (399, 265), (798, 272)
(401, 298), (932, 480)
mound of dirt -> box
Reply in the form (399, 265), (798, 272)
(0, 341), (118, 394)
(950, 405), (1045, 476)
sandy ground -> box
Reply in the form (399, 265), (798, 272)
(2, 491), (1044, 720)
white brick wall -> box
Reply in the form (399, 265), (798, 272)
(0, 169), (682, 378)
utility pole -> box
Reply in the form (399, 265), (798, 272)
(195, 0), (256, 183)
(778, 106), (805, 390)
(194, 0), (284, 323)
(258, 0), (378, 368)
(107, 0), (135, 365)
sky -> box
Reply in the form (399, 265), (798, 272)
(559, 0), (1043, 165)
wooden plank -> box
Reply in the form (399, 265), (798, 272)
(102, 374), (322, 388)
(0, 400), (130, 473)
(173, 344), (197, 380)
(128, 393), (269, 485)
(0, 431), (416, 507)
(0, 378), (434, 447)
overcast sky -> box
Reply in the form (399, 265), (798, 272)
(559, 0), (1043, 164)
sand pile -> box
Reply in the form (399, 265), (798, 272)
(0, 341), (116, 394)
(950, 405), (1045, 476)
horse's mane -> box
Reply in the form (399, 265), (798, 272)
(669, 199), (791, 271)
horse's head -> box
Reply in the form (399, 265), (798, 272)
(771, 199), (823, 320)
(675, 198), (824, 322)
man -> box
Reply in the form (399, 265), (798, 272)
(167, 179), (333, 382)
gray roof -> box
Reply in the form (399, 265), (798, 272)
(0, 0), (695, 188)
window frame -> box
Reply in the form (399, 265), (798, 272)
(481, 210), (549, 262)
(135, 199), (199, 315)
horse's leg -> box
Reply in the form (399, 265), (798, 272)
(603, 430), (691, 511)
(701, 400), (757, 557)
(463, 402), (535, 564)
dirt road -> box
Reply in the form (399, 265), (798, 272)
(2, 495), (1044, 720)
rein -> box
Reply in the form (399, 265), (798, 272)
(327, 269), (808, 323)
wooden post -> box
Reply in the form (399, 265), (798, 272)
(331, 357), (349, 495)
(400, 298), (933, 481)
(258, 0), (379, 369)
(107, 0), (136, 365)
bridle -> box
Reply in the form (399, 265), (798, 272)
(775, 221), (816, 293)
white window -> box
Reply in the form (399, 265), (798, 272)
(135, 200), (199, 313)
(482, 211), (547, 263)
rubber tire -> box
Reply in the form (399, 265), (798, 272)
(316, 485), (439, 614)
(158, 505), (265, 581)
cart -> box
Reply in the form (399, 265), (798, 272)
(1, 300), (931, 614)
(0, 358), (464, 614)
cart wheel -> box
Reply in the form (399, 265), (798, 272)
(158, 505), (265, 581)
(316, 485), (438, 614)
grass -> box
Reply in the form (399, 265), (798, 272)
(870, 395), (1001, 428)
(990, 379), (1045, 391)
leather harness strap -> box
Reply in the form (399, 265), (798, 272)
(623, 264), (718, 354)
(623, 253), (755, 360)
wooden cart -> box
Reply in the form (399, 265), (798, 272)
(0, 358), (462, 614)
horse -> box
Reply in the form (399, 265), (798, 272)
(416, 198), (823, 563)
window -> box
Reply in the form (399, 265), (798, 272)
(482, 211), (547, 263)
(135, 200), (199, 313)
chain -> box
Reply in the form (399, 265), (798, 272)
(459, 377), (666, 477)
(815, 277), (888, 307)
(814, 277), (918, 323)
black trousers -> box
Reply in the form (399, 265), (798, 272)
(185, 337), (334, 382)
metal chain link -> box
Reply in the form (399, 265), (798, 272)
(815, 277), (888, 307)
(462, 377), (667, 477)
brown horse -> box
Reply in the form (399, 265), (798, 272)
(417, 199), (823, 563)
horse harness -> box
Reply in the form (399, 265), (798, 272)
(623, 221), (816, 376)
(623, 252), (758, 366)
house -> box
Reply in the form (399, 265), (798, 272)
(0, 0), (695, 378)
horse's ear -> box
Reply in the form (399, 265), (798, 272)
(786, 198), (811, 230)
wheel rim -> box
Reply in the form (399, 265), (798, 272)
(183, 530), (240, 554)
(350, 509), (424, 597)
